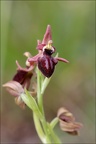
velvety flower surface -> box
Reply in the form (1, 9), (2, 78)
(28, 25), (69, 77)
(13, 52), (35, 89)
(57, 107), (83, 135)
(13, 61), (33, 90)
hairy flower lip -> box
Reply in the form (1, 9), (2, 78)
(28, 52), (69, 65)
(3, 24), (69, 99)
(13, 59), (34, 90)
(29, 25), (69, 73)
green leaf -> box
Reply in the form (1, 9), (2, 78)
(21, 90), (42, 118)
(41, 77), (51, 95)
(21, 93), (32, 109)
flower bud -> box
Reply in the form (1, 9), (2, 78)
(3, 81), (24, 97)
(3, 81), (25, 109)
(57, 107), (83, 135)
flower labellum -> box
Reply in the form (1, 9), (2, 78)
(28, 25), (69, 78)
(38, 40), (58, 78)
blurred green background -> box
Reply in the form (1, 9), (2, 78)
(1, 1), (95, 144)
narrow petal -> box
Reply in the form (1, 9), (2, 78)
(37, 40), (41, 45)
(28, 52), (42, 65)
(36, 40), (44, 50)
(16, 60), (34, 72)
(23, 52), (32, 58)
(56, 57), (69, 63)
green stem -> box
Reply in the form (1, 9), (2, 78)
(37, 67), (41, 101)
(33, 112), (47, 144)
(37, 67), (52, 142)
(21, 92), (43, 119)
(50, 129), (61, 144)
(37, 67), (44, 114)
(36, 67), (61, 143)
(50, 117), (59, 129)
(47, 123), (61, 144)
